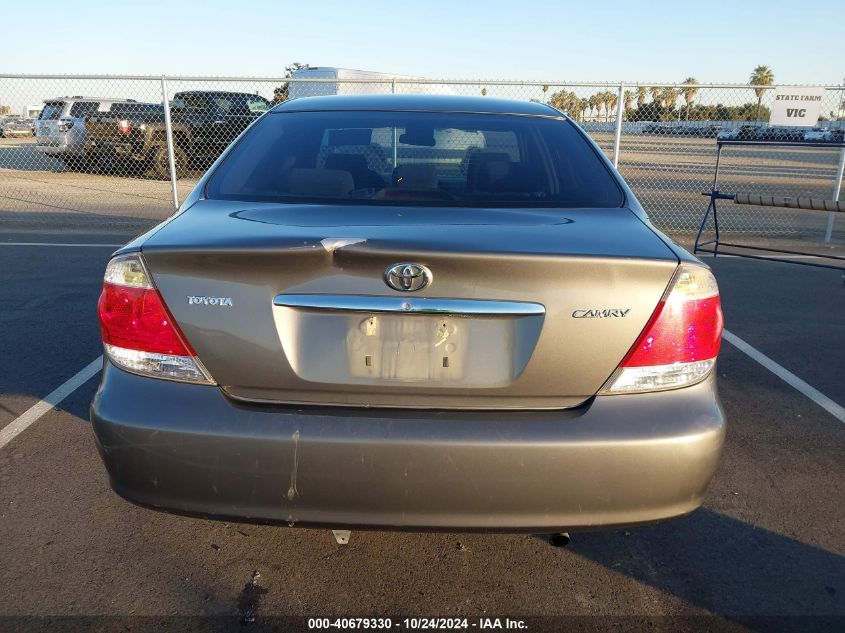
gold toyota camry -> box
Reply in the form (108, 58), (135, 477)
(92, 95), (725, 539)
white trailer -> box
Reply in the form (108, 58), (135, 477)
(288, 67), (454, 100)
(23, 104), (42, 120)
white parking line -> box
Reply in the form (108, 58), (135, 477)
(0, 356), (102, 451)
(715, 254), (838, 260)
(0, 242), (121, 247)
(723, 329), (845, 424)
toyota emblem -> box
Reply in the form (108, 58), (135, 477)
(384, 263), (432, 292)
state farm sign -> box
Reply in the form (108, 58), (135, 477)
(768, 86), (825, 127)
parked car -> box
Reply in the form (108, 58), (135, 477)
(828, 129), (845, 143)
(698, 124), (722, 138)
(85, 91), (271, 179)
(641, 122), (673, 134)
(803, 128), (833, 142)
(0, 116), (33, 138)
(751, 126), (806, 142)
(671, 125), (705, 136)
(92, 95), (726, 538)
(716, 124), (759, 141)
(35, 97), (138, 168)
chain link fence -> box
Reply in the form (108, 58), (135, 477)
(1, 74), (843, 242)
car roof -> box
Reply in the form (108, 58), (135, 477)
(177, 90), (266, 97)
(44, 97), (136, 104)
(270, 94), (562, 117)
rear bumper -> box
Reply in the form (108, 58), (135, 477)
(37, 142), (83, 157)
(90, 361), (725, 531)
(86, 139), (141, 158)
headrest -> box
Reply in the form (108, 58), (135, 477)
(467, 152), (512, 190)
(287, 168), (354, 197)
(394, 164), (437, 189)
(324, 153), (369, 173)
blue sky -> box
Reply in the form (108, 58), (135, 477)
(2, 0), (842, 84)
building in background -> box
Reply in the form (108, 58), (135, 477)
(24, 104), (42, 119)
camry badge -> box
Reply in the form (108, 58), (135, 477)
(572, 308), (630, 318)
(384, 263), (432, 292)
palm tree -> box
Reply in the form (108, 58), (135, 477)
(623, 90), (634, 115)
(601, 90), (613, 123)
(648, 86), (662, 120)
(609, 93), (619, 120)
(749, 65), (775, 121)
(662, 87), (679, 121)
(681, 77), (699, 120)
(649, 86), (662, 103)
(580, 98), (589, 121)
(636, 86), (647, 109)
(548, 90), (582, 120)
(588, 95), (597, 120)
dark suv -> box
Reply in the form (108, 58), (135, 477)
(85, 91), (271, 179)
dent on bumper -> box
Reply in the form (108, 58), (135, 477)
(90, 361), (725, 531)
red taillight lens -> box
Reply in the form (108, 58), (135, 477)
(601, 265), (723, 394)
(620, 295), (723, 367)
(98, 254), (213, 384)
(117, 119), (131, 135)
(98, 283), (193, 356)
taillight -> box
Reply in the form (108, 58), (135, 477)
(117, 119), (132, 135)
(600, 264), (723, 394)
(97, 254), (213, 384)
(58, 118), (74, 132)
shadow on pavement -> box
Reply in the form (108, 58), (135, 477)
(571, 508), (844, 631)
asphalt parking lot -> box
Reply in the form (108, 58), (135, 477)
(0, 219), (843, 632)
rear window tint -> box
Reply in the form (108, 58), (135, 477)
(210, 94), (270, 114)
(39, 102), (64, 120)
(181, 94), (207, 110)
(69, 101), (99, 118)
(246, 95), (271, 113)
(106, 103), (163, 117)
(206, 111), (623, 208)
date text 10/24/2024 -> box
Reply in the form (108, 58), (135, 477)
(308, 618), (528, 630)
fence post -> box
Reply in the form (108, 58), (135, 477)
(825, 84), (845, 243)
(160, 76), (180, 212)
(826, 148), (844, 243)
(391, 79), (398, 168)
(613, 83), (624, 168)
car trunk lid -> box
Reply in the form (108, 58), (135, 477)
(140, 200), (678, 409)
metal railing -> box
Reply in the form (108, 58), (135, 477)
(1, 74), (843, 242)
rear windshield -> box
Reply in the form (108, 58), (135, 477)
(205, 111), (624, 207)
(212, 94), (270, 114)
(69, 101), (100, 118)
(105, 103), (163, 117)
(39, 102), (64, 120)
